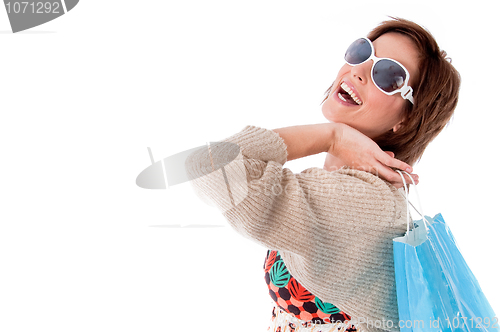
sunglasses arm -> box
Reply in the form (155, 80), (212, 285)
(401, 86), (414, 104)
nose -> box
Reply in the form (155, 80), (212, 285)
(350, 60), (372, 85)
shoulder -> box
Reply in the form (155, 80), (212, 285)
(295, 166), (407, 223)
(297, 166), (400, 193)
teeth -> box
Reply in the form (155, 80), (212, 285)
(340, 82), (362, 105)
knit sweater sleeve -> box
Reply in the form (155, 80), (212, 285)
(184, 125), (408, 332)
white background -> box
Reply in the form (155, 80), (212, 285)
(0, 1), (498, 331)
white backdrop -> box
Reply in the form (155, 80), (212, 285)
(1, 1), (498, 331)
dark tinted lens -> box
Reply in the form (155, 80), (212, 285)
(372, 59), (406, 92)
(345, 38), (372, 65)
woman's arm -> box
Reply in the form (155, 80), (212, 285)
(272, 123), (417, 188)
(271, 123), (335, 162)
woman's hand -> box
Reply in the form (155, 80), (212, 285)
(327, 122), (418, 188)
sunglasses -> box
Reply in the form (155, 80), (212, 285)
(344, 37), (414, 104)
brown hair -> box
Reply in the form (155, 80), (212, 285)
(321, 17), (461, 166)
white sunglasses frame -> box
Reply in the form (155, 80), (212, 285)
(345, 37), (414, 105)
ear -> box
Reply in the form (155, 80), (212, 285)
(392, 119), (405, 133)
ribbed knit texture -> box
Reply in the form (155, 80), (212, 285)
(185, 125), (408, 332)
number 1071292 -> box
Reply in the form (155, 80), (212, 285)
(5, 2), (61, 14)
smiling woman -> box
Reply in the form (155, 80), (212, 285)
(184, 17), (460, 332)
(322, 33), (419, 140)
(322, 18), (460, 167)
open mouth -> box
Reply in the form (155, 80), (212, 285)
(336, 82), (363, 106)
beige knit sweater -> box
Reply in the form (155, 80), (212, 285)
(185, 125), (408, 332)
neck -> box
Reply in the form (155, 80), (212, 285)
(323, 153), (346, 172)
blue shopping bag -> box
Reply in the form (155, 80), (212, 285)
(393, 172), (497, 332)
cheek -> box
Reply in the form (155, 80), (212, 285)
(363, 94), (405, 127)
(340, 65), (352, 77)
(371, 91), (404, 113)
(334, 64), (351, 82)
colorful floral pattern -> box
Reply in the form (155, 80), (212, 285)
(268, 305), (358, 332)
(264, 250), (357, 330)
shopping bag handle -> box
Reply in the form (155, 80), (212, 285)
(396, 170), (431, 233)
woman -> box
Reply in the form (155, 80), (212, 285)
(185, 17), (460, 332)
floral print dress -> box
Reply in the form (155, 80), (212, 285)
(264, 250), (358, 332)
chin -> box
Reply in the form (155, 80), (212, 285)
(321, 100), (335, 121)
(322, 103), (345, 124)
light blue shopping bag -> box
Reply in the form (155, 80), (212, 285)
(393, 172), (497, 332)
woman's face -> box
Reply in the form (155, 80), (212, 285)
(322, 32), (420, 139)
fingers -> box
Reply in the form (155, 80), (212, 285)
(394, 172), (419, 188)
(379, 152), (413, 174)
(384, 151), (395, 158)
(374, 160), (419, 188)
(340, 143), (419, 187)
